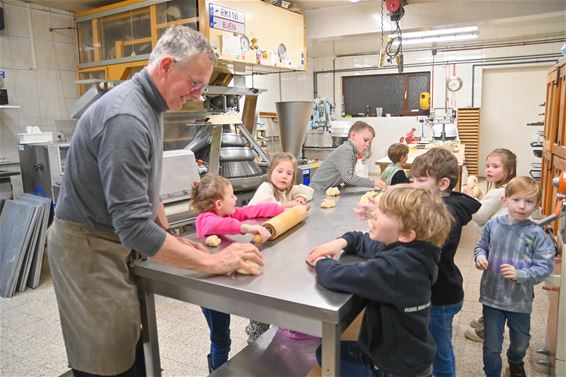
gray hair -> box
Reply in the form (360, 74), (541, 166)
(149, 26), (217, 68)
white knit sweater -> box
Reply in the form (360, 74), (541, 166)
(472, 186), (507, 229)
(249, 182), (314, 205)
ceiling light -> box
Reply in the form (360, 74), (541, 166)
(350, 0), (360, 3)
(389, 26), (478, 39)
(393, 33), (479, 46)
(389, 26), (479, 46)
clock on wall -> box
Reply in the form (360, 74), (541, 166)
(240, 35), (250, 53)
(447, 76), (463, 92)
(277, 43), (287, 61)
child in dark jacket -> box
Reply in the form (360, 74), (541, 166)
(306, 184), (453, 377)
(412, 147), (481, 377)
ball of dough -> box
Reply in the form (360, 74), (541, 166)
(205, 235), (221, 247)
(236, 260), (261, 275)
(325, 187), (341, 197)
(359, 191), (382, 205)
(320, 199), (336, 208)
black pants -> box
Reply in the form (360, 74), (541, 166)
(72, 338), (146, 377)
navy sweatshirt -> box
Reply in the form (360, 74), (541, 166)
(316, 234), (440, 376)
(433, 191), (481, 305)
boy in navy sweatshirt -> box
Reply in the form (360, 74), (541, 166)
(306, 185), (453, 377)
(412, 147), (481, 377)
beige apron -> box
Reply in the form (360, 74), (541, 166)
(48, 218), (141, 375)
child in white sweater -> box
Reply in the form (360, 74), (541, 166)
(249, 152), (314, 207)
(246, 152), (313, 343)
(463, 148), (517, 342)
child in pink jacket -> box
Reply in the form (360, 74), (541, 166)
(193, 175), (284, 239)
(190, 174), (284, 371)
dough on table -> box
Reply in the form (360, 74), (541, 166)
(359, 191), (382, 205)
(359, 191), (382, 227)
(236, 260), (261, 275)
(325, 187), (341, 197)
(320, 198), (336, 208)
(205, 235), (221, 247)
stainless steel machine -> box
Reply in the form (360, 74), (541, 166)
(160, 149), (201, 227)
(181, 113), (269, 194)
(18, 142), (70, 203)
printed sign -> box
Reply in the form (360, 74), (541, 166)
(209, 3), (245, 34)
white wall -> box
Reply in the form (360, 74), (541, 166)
(0, 0), (78, 163)
(479, 66), (548, 177)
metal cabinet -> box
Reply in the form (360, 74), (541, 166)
(18, 143), (69, 204)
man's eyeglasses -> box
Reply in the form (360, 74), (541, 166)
(173, 59), (208, 93)
(187, 73), (208, 94)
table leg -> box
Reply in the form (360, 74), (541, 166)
(139, 280), (161, 377)
(321, 322), (341, 377)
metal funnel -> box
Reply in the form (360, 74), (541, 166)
(275, 101), (313, 158)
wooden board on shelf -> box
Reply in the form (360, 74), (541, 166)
(457, 107), (480, 176)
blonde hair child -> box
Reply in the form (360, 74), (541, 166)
(474, 177), (554, 376)
(249, 152), (314, 207)
(466, 148), (517, 228)
(306, 185), (453, 376)
(464, 148), (517, 343)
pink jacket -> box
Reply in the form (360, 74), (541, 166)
(195, 203), (284, 238)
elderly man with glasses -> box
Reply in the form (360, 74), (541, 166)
(47, 26), (263, 377)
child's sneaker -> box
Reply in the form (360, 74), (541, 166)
(509, 361), (527, 377)
(469, 316), (484, 329)
(464, 327), (484, 342)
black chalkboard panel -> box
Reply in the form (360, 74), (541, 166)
(342, 72), (430, 117)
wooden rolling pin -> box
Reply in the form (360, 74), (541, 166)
(251, 205), (308, 244)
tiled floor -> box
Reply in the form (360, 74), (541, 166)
(0, 224), (553, 377)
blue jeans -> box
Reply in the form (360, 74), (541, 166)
(482, 305), (531, 377)
(429, 300), (463, 377)
(201, 308), (231, 369)
(315, 341), (428, 377)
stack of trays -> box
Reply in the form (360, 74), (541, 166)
(0, 194), (51, 298)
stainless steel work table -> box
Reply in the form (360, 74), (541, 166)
(133, 187), (371, 376)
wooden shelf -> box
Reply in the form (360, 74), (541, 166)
(457, 107), (481, 176)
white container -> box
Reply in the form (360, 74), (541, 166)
(18, 132), (53, 144)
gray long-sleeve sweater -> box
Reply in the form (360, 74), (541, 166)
(474, 215), (555, 313)
(309, 140), (374, 193)
(55, 68), (168, 256)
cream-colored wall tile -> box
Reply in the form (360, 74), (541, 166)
(0, 35), (13, 67)
(8, 36), (33, 69)
(30, 9), (52, 41)
(54, 42), (76, 71)
(50, 14), (75, 44)
(4, 3), (30, 39)
(34, 39), (57, 69)
(12, 70), (38, 99)
(62, 98), (77, 118)
(59, 71), (79, 99)
(38, 98), (62, 126)
(35, 70), (59, 99)
(17, 97), (41, 127)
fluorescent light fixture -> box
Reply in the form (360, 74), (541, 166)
(389, 26), (479, 46)
(350, 0), (360, 2)
(394, 33), (478, 46)
(389, 26), (478, 39)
